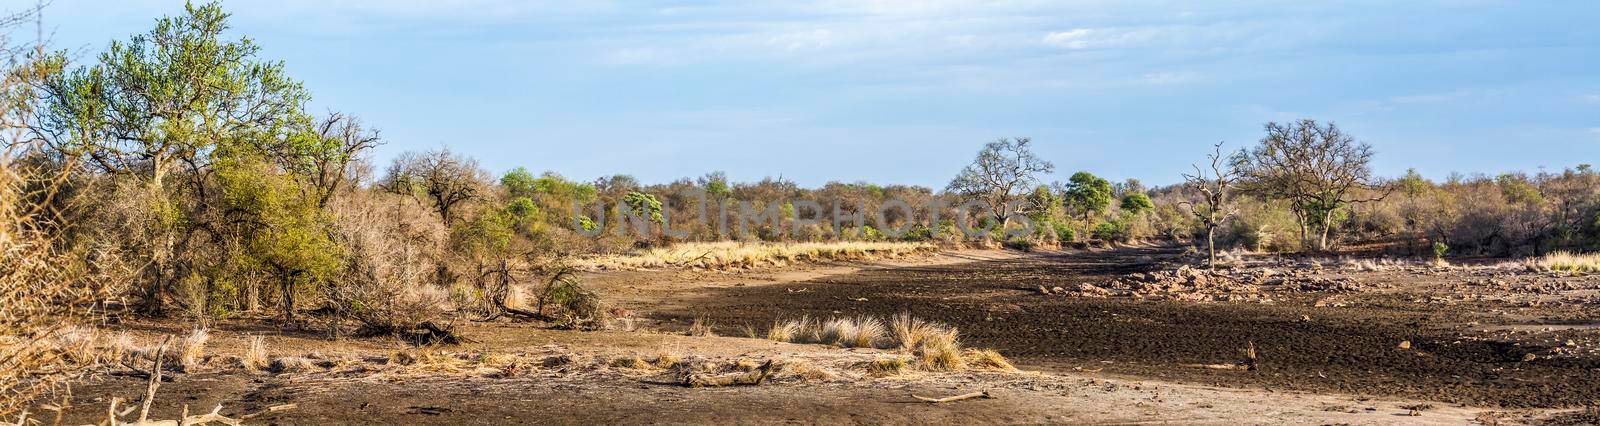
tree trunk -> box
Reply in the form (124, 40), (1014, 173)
(1206, 226), (1217, 270)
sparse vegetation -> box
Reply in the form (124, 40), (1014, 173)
(579, 241), (936, 271)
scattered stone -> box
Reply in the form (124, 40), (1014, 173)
(1397, 341), (1412, 350)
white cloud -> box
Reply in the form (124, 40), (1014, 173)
(1140, 71), (1199, 85)
(1041, 29), (1095, 49)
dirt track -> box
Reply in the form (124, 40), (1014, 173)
(660, 247), (1600, 408)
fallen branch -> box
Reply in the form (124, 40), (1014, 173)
(684, 360), (774, 387)
(1182, 363), (1251, 371)
(911, 391), (992, 403)
(240, 403), (298, 420)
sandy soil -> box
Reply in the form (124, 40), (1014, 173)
(38, 247), (1600, 425)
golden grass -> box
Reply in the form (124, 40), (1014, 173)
(819, 316), (886, 348)
(178, 329), (210, 370)
(243, 336), (270, 371)
(578, 241), (936, 271)
(608, 355), (653, 370)
(867, 356), (911, 376)
(758, 313), (1011, 374)
(962, 349), (1017, 371)
(766, 317), (811, 343)
(1528, 251), (1600, 274)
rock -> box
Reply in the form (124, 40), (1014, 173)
(1565, 339), (1578, 347)
(1051, 286), (1066, 294)
(1037, 285), (1051, 294)
(1397, 340), (1412, 350)
(1522, 353), (1538, 362)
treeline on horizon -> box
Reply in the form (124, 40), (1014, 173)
(7, 3), (1600, 349)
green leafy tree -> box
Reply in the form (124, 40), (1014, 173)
(1120, 193), (1154, 215)
(1064, 171), (1112, 221)
(36, 1), (313, 311)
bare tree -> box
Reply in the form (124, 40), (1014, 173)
(1238, 119), (1386, 251)
(1180, 142), (1243, 269)
(297, 112), (381, 207)
(946, 137), (1055, 227)
(381, 148), (490, 224)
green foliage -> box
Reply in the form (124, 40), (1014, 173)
(1065, 172), (1113, 219)
(901, 224), (935, 242)
(859, 225), (887, 242)
(39, 1), (310, 179)
(501, 167), (539, 198)
(1002, 237), (1034, 251)
(538, 174), (598, 202)
(1496, 173), (1544, 205)
(214, 148), (342, 317)
(451, 209), (515, 259)
(1052, 221), (1076, 242)
(1120, 193), (1154, 215)
(1432, 241), (1450, 260)
(621, 191), (665, 224)
(1091, 220), (1126, 242)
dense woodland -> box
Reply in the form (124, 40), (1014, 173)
(4, 2), (1600, 415)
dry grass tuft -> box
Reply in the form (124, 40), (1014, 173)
(609, 355), (653, 370)
(774, 359), (835, 382)
(178, 329), (210, 371)
(688, 317), (716, 337)
(962, 349), (1017, 371)
(819, 316), (886, 348)
(1527, 252), (1600, 274)
(243, 336), (270, 371)
(652, 352), (683, 369)
(766, 317), (811, 343)
(867, 357), (911, 376)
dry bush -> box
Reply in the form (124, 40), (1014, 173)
(0, 105), (114, 415)
(327, 193), (452, 336)
(1528, 252), (1600, 274)
(534, 268), (608, 330)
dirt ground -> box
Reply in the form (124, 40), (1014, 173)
(40, 247), (1600, 424)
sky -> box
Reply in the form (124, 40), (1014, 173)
(37, 0), (1600, 188)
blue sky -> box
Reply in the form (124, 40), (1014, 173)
(42, 0), (1600, 187)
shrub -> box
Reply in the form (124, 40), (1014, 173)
(1053, 222), (1076, 242)
(328, 193), (451, 336)
(535, 268), (608, 329)
(1092, 221), (1124, 242)
(1432, 242), (1450, 261)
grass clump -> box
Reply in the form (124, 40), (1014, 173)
(867, 357), (911, 376)
(178, 328), (211, 371)
(243, 336), (270, 371)
(819, 316), (886, 348)
(1528, 251), (1600, 274)
(766, 317), (811, 343)
(962, 349), (1017, 371)
(609, 355), (653, 370)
